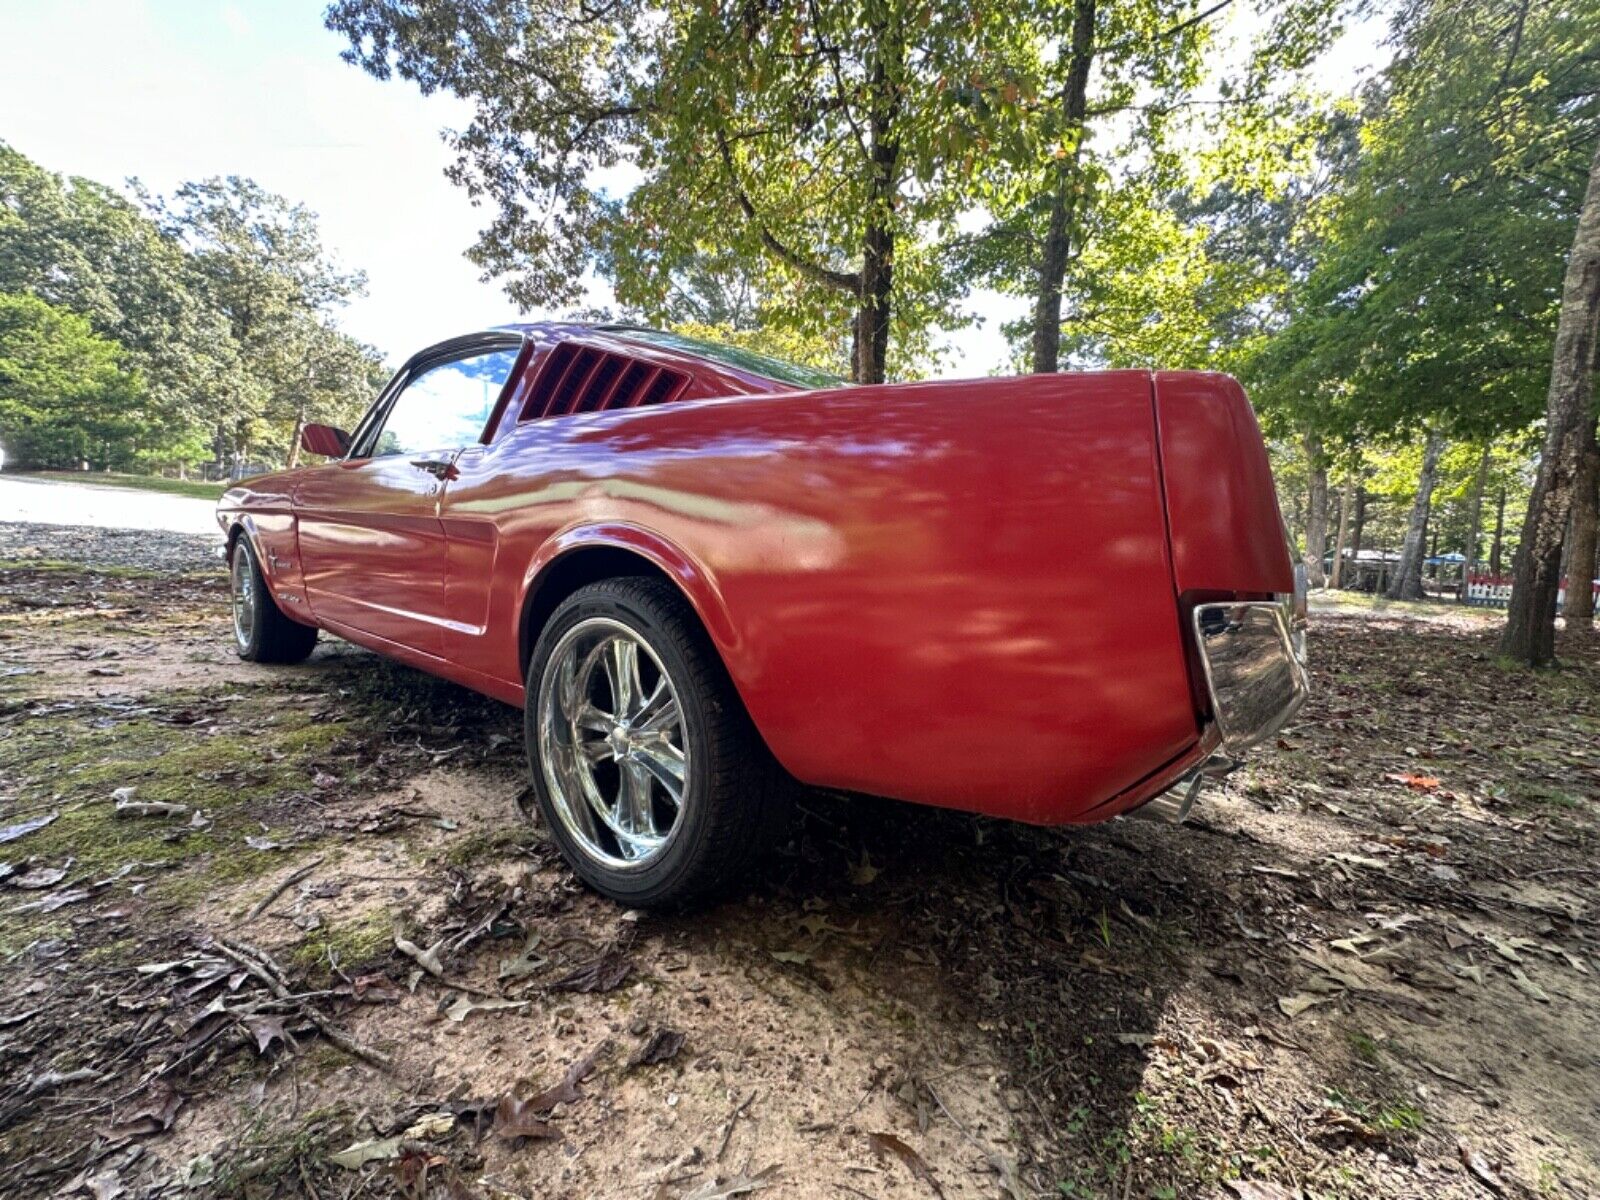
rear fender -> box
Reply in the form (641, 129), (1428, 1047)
(519, 523), (740, 667)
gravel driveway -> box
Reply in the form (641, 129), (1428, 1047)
(0, 521), (221, 573)
(0, 476), (223, 573)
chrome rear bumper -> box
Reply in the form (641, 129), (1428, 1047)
(1192, 600), (1310, 751)
(1133, 590), (1309, 825)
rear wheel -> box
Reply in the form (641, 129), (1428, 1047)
(231, 536), (318, 664)
(524, 577), (785, 907)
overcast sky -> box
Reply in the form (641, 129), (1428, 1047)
(0, 1), (1387, 377)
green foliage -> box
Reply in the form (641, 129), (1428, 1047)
(1247, 0), (1600, 448)
(0, 293), (147, 469)
(0, 143), (384, 472)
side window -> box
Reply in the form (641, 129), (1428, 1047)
(368, 347), (521, 458)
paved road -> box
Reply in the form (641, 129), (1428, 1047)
(0, 474), (220, 537)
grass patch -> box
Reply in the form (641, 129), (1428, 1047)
(1346, 1029), (1382, 1064)
(22, 470), (227, 500)
(289, 906), (396, 979)
(0, 557), (172, 580)
(0, 686), (350, 947)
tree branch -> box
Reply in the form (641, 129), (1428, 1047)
(715, 131), (859, 291)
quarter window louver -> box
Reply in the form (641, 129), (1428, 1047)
(521, 343), (689, 421)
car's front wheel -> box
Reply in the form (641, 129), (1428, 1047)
(231, 536), (318, 664)
(524, 577), (785, 907)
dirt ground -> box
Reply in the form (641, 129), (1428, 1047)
(1, 537), (1597, 1200)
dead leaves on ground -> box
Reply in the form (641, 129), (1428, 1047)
(869, 1130), (945, 1197)
(549, 949), (631, 993)
(491, 1049), (597, 1145)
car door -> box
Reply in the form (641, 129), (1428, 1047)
(295, 341), (523, 657)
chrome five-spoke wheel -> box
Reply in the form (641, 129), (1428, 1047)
(524, 577), (786, 906)
(231, 543), (258, 652)
(536, 617), (690, 868)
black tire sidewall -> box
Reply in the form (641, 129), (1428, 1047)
(524, 582), (724, 906)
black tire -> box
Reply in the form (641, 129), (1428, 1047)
(230, 536), (318, 664)
(523, 576), (787, 907)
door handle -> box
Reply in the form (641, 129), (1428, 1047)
(410, 458), (458, 481)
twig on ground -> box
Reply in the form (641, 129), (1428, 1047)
(715, 1090), (757, 1162)
(214, 937), (392, 1071)
(244, 855), (325, 921)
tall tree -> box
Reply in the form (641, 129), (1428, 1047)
(1385, 428), (1444, 600)
(0, 293), (147, 469)
(0, 142), (239, 461)
(1456, 444), (1491, 605)
(1501, 138), (1600, 661)
(327, 0), (1033, 382)
(1566, 417), (1599, 628)
(982, 0), (1346, 373)
(147, 177), (370, 466)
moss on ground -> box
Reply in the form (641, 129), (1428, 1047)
(0, 686), (348, 950)
(288, 906), (396, 979)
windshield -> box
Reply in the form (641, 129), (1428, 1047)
(606, 328), (848, 390)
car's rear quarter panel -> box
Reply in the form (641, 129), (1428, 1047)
(453, 369), (1201, 823)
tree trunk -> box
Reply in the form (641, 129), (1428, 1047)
(286, 406), (306, 471)
(1029, 0), (1097, 375)
(1386, 430), (1445, 601)
(852, 12), (903, 385)
(1565, 418), (1599, 627)
(1302, 430), (1329, 588)
(1500, 135), (1600, 664)
(1458, 445), (1490, 605)
(1330, 475), (1355, 590)
(1490, 487), (1506, 575)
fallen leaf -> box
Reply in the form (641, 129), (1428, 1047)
(492, 1095), (559, 1142)
(244, 1016), (291, 1054)
(114, 799), (189, 819)
(520, 1051), (598, 1112)
(328, 1135), (403, 1169)
(681, 1165), (781, 1200)
(11, 861), (72, 889)
(549, 952), (630, 993)
(769, 950), (812, 966)
(0, 812), (57, 844)
(350, 973), (403, 1003)
(393, 934), (446, 978)
(1457, 1138), (1507, 1195)
(10, 888), (91, 914)
(1277, 993), (1329, 1019)
(629, 1028), (685, 1068)
(443, 995), (529, 1023)
(498, 937), (548, 980)
(1508, 968), (1550, 1003)
(869, 1132), (944, 1198)
(1385, 772), (1440, 791)
(107, 1083), (183, 1139)
(403, 1112), (456, 1140)
(848, 849), (880, 886)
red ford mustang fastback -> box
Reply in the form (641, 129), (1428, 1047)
(218, 324), (1308, 905)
